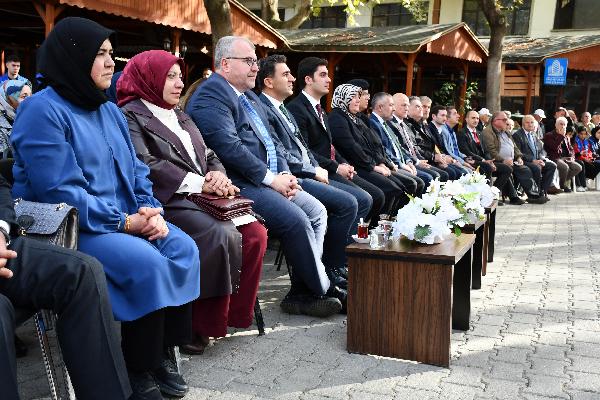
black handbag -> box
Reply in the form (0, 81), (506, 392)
(13, 198), (79, 250)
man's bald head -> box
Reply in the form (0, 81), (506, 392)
(392, 93), (409, 119)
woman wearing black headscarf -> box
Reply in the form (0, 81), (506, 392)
(11, 17), (200, 400)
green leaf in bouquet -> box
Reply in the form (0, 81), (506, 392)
(454, 226), (462, 237)
(414, 225), (432, 241)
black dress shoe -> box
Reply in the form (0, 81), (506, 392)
(128, 371), (162, 400)
(563, 187), (572, 193)
(526, 196), (546, 204)
(280, 293), (341, 317)
(326, 285), (347, 314)
(509, 197), (525, 205)
(152, 357), (189, 397)
(326, 268), (347, 289)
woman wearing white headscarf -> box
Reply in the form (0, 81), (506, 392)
(328, 83), (405, 219)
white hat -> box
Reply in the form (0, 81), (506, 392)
(478, 107), (492, 117)
(533, 109), (546, 119)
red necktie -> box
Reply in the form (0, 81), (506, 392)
(316, 104), (336, 160)
(472, 129), (480, 145)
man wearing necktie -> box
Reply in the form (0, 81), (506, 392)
(457, 110), (501, 183)
(287, 57), (386, 225)
(369, 92), (425, 195)
(186, 36), (344, 318)
(513, 114), (558, 199)
(257, 54), (374, 295)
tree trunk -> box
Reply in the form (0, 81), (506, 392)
(486, 23), (506, 113)
(205, 0), (233, 51)
(479, 0), (507, 113)
(261, 0), (312, 29)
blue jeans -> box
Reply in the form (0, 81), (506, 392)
(301, 178), (358, 268)
(240, 185), (330, 295)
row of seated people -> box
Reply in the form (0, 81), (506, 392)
(3, 18), (570, 400)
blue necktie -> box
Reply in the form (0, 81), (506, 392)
(526, 132), (538, 159)
(239, 94), (278, 174)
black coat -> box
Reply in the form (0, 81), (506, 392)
(512, 128), (540, 162)
(286, 93), (348, 175)
(457, 126), (486, 161)
(405, 117), (439, 163)
(328, 108), (392, 171)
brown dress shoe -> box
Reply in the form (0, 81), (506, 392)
(547, 186), (563, 195)
(180, 336), (210, 355)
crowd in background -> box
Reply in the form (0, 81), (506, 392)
(1, 17), (600, 400)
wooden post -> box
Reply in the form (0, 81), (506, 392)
(405, 53), (416, 96)
(173, 30), (181, 57)
(583, 76), (591, 113)
(325, 53), (345, 112)
(415, 64), (423, 96)
(458, 62), (469, 114)
(524, 65), (533, 114)
(33, 1), (65, 37)
(432, 0), (441, 24)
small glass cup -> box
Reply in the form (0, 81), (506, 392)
(357, 222), (369, 239)
(369, 229), (386, 249)
(378, 220), (392, 235)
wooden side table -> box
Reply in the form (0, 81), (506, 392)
(484, 200), (498, 273)
(463, 218), (486, 290)
(345, 234), (475, 367)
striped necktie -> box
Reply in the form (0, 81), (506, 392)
(239, 94), (278, 173)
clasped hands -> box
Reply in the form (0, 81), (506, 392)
(127, 207), (169, 241)
(271, 173), (302, 199)
(202, 171), (239, 197)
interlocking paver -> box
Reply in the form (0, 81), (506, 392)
(16, 192), (600, 399)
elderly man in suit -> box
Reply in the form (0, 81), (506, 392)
(0, 175), (131, 400)
(256, 54), (370, 286)
(513, 114), (558, 200)
(186, 36), (344, 317)
(285, 57), (386, 225)
(481, 111), (546, 204)
(369, 92), (425, 194)
(457, 109), (516, 200)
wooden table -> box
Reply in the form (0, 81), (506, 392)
(345, 234), (475, 367)
(484, 200), (498, 272)
(463, 218), (486, 290)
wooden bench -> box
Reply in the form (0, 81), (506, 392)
(345, 234), (475, 367)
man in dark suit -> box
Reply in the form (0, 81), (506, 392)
(389, 93), (446, 182)
(404, 96), (459, 180)
(513, 114), (558, 199)
(428, 105), (469, 178)
(286, 57), (385, 224)
(256, 54), (369, 286)
(186, 36), (344, 317)
(369, 92), (425, 194)
(0, 175), (131, 400)
(458, 110), (503, 181)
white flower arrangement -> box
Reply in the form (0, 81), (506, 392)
(391, 171), (499, 245)
(457, 169), (500, 208)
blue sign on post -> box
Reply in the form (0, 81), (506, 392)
(543, 58), (568, 86)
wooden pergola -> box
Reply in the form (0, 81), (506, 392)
(0, 0), (286, 82)
(279, 23), (488, 111)
(491, 35), (600, 114)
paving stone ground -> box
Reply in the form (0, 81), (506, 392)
(17, 190), (600, 399)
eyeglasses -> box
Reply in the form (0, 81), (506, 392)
(226, 57), (258, 67)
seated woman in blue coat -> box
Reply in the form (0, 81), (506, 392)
(10, 17), (200, 400)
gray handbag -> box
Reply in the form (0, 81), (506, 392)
(13, 198), (79, 250)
